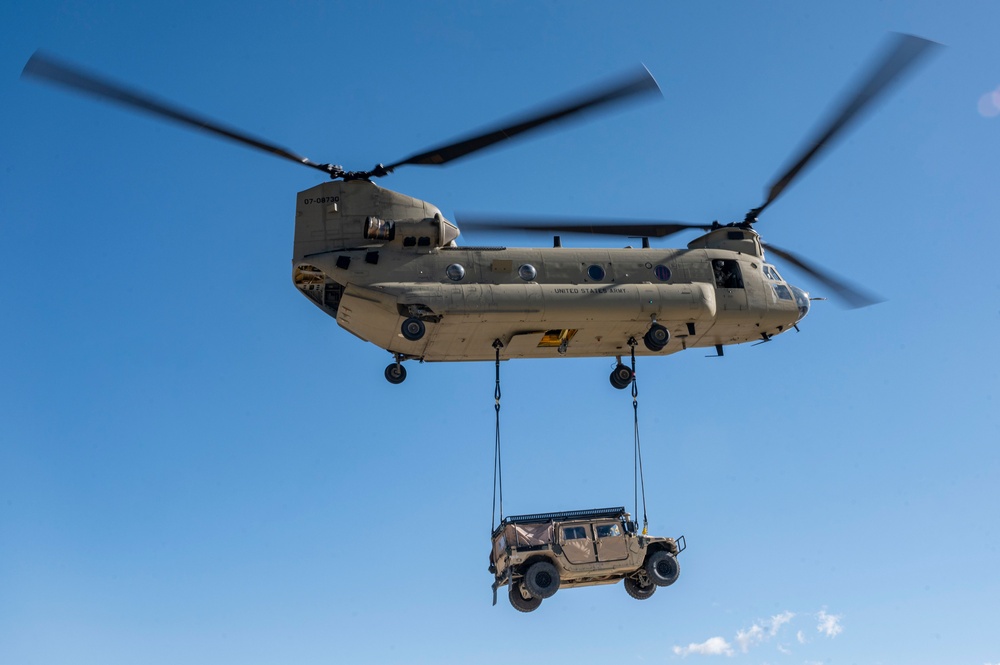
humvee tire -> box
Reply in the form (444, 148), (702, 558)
(509, 581), (542, 613)
(524, 560), (560, 599)
(646, 550), (680, 587)
(624, 576), (657, 600)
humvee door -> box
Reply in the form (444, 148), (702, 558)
(560, 523), (596, 564)
(594, 521), (628, 561)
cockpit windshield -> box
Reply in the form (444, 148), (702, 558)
(791, 285), (811, 320)
(763, 264), (783, 281)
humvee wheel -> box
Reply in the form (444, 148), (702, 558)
(524, 560), (560, 599)
(384, 363), (407, 384)
(610, 364), (633, 390)
(508, 582), (542, 613)
(643, 323), (669, 352)
(624, 576), (657, 600)
(646, 550), (680, 587)
(401, 317), (425, 341)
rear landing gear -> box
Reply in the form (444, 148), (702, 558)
(384, 362), (406, 384)
(401, 317), (425, 341)
(643, 323), (669, 352)
(385, 353), (407, 384)
(610, 363), (633, 390)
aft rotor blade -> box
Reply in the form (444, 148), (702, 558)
(457, 214), (711, 239)
(384, 67), (661, 171)
(752, 33), (939, 219)
(763, 242), (882, 308)
(21, 51), (337, 176)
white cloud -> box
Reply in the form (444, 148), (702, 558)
(978, 87), (1000, 117)
(769, 611), (795, 635)
(675, 608), (839, 659)
(817, 610), (844, 637)
(672, 637), (734, 657)
(735, 624), (764, 652)
(735, 612), (796, 652)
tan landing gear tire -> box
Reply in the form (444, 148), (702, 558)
(610, 364), (633, 390)
(384, 363), (406, 384)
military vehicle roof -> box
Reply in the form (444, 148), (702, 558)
(501, 507), (627, 526)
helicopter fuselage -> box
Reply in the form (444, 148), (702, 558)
(292, 180), (809, 364)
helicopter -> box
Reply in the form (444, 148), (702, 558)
(22, 34), (937, 387)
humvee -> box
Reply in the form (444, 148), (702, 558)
(490, 507), (685, 612)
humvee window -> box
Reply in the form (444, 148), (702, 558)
(563, 526), (587, 540)
(596, 524), (621, 538)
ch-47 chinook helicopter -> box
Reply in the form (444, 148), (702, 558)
(23, 34), (937, 386)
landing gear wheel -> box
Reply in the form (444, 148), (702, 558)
(401, 317), (425, 341)
(508, 581), (542, 613)
(384, 363), (407, 384)
(643, 323), (669, 352)
(624, 576), (657, 600)
(645, 550), (680, 587)
(523, 561), (560, 599)
(610, 364), (633, 390)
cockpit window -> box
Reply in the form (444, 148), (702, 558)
(712, 259), (744, 289)
(773, 284), (793, 300)
(763, 264), (783, 281)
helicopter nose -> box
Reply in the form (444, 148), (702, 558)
(790, 285), (810, 321)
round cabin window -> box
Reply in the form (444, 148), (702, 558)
(587, 264), (606, 281)
(518, 264), (537, 281)
(446, 263), (465, 281)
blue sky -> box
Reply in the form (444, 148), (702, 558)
(2, 2), (999, 664)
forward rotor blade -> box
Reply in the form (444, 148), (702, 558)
(763, 242), (882, 308)
(753, 33), (939, 219)
(385, 67), (661, 171)
(457, 214), (711, 239)
(21, 51), (336, 176)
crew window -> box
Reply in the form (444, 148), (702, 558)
(773, 284), (793, 300)
(563, 526), (587, 540)
(763, 264), (783, 281)
(587, 264), (606, 281)
(596, 524), (621, 538)
(712, 259), (744, 289)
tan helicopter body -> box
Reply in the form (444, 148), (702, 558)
(292, 180), (808, 377)
(21, 35), (936, 385)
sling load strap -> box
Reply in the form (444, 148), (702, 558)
(492, 339), (504, 532)
(629, 339), (649, 535)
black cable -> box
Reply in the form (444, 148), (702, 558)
(630, 340), (648, 534)
(492, 340), (504, 532)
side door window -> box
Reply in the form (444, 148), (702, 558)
(712, 259), (744, 289)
